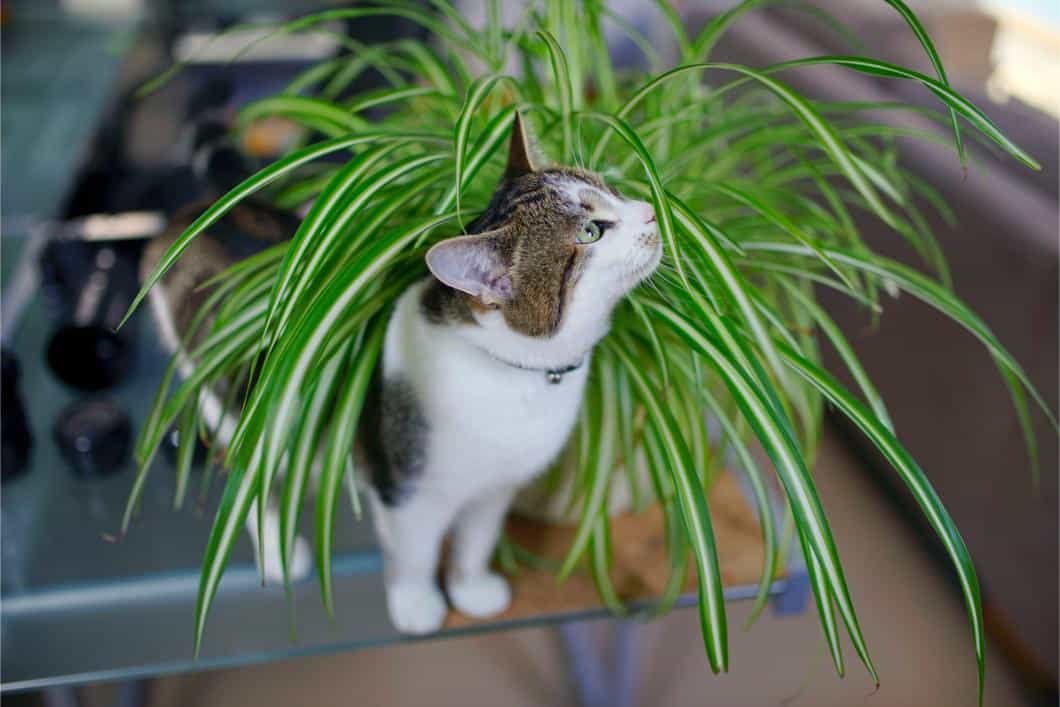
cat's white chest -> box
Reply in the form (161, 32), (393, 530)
(429, 346), (586, 484)
(382, 282), (587, 497)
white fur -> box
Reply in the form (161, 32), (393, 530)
(372, 179), (660, 633)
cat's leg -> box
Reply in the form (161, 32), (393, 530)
(246, 496), (313, 584)
(446, 486), (516, 619)
(370, 490), (451, 634)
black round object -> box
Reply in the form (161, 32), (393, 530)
(40, 241), (140, 391)
(186, 74), (234, 120)
(161, 423), (209, 469)
(46, 325), (131, 392)
(52, 398), (132, 479)
(203, 142), (251, 195)
(2, 350), (33, 481)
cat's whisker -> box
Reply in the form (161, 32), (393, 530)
(642, 277), (665, 300)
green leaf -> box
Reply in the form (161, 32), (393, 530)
(238, 95), (367, 136)
(396, 39), (460, 96)
(316, 319), (386, 615)
(770, 56), (1038, 169)
(690, 0), (765, 62)
(797, 525), (846, 676)
(585, 1), (619, 109)
(193, 440), (263, 656)
(652, 496), (690, 618)
(698, 384), (777, 629)
(614, 364), (645, 512)
(779, 281), (893, 432)
(558, 357), (618, 580)
(437, 105), (513, 216)
(611, 337), (729, 673)
(279, 346), (346, 586)
(589, 517), (626, 615)
(228, 214), (458, 471)
(709, 181), (859, 294)
(597, 62), (896, 227)
(173, 402), (200, 511)
(743, 241), (1056, 434)
(536, 31), (574, 161)
(778, 339), (985, 702)
(348, 86), (444, 115)
(125, 131), (444, 328)
(641, 302), (878, 684)
(265, 150), (447, 349)
(454, 74), (514, 229)
(880, 0), (965, 166)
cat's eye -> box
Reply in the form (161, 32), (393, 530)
(577, 220), (609, 244)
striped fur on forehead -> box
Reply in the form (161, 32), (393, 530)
(467, 168), (618, 233)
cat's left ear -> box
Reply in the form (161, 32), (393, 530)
(504, 112), (537, 180)
(426, 229), (513, 306)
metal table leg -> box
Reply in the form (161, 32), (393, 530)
(772, 569), (811, 616)
(558, 619), (641, 707)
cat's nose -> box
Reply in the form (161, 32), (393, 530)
(633, 201), (656, 225)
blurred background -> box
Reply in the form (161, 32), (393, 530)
(1, 0), (1056, 705)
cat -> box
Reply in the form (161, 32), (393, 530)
(142, 114), (661, 634)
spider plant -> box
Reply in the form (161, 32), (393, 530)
(123, 0), (1052, 698)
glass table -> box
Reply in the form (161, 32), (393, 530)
(0, 8), (807, 701)
(0, 278), (805, 694)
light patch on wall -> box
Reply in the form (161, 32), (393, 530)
(979, 3), (1060, 118)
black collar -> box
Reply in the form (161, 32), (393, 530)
(483, 351), (586, 384)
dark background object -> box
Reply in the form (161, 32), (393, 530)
(2, 349), (34, 481)
(52, 398), (132, 479)
(161, 423), (210, 469)
(40, 240), (142, 391)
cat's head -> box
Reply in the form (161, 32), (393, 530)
(425, 114), (661, 364)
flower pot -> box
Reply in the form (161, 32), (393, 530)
(512, 446), (654, 525)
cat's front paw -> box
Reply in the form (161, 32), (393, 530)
(447, 572), (511, 619)
(386, 582), (447, 634)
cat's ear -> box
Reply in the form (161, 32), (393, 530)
(426, 229), (513, 306)
(504, 112), (537, 180)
